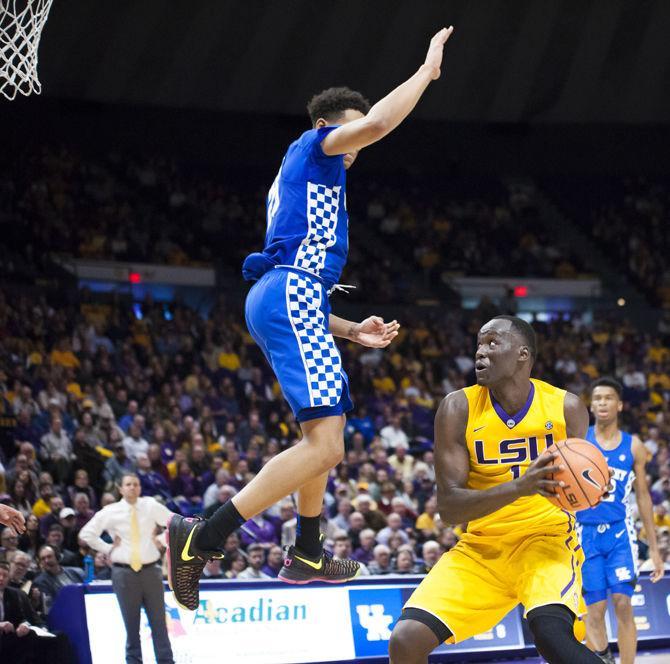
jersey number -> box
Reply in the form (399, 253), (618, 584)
(510, 465), (521, 480)
(602, 477), (616, 502)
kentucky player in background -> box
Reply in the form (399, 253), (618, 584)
(166, 27), (454, 611)
(576, 377), (664, 664)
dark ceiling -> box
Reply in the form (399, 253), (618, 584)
(36, 0), (670, 124)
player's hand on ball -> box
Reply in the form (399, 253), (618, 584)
(514, 451), (566, 498)
(350, 317), (400, 348)
(423, 26), (454, 80)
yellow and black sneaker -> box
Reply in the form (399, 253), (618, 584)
(278, 541), (360, 585)
(165, 515), (224, 611)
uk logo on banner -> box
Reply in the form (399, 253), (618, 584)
(348, 588), (404, 657)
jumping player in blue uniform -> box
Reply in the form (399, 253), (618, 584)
(576, 377), (664, 664)
(166, 26), (455, 611)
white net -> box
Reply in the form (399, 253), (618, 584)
(1, 0), (54, 100)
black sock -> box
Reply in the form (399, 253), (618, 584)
(294, 515), (322, 558)
(596, 647), (612, 656)
(196, 500), (245, 551)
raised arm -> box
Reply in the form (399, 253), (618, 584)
(321, 27), (454, 156)
(435, 391), (565, 525)
(632, 436), (664, 582)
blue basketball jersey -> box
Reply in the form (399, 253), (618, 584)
(242, 126), (348, 292)
(576, 426), (635, 525)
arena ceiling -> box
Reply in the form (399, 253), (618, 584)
(38, 0), (670, 123)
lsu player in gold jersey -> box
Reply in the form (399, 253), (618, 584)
(389, 315), (605, 664)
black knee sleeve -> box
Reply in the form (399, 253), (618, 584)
(527, 605), (601, 664)
(397, 607), (453, 645)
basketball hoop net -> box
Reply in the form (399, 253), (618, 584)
(1, 0), (54, 100)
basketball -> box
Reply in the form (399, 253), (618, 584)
(545, 438), (609, 512)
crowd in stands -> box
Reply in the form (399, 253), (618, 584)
(589, 177), (670, 307)
(0, 146), (586, 304)
(1, 282), (669, 627)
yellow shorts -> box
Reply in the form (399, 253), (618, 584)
(404, 528), (586, 643)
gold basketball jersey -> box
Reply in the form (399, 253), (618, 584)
(463, 378), (572, 536)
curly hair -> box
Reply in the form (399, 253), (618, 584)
(306, 87), (370, 126)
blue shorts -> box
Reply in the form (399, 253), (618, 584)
(245, 267), (353, 422)
(577, 520), (639, 605)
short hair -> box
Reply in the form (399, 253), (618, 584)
(0, 561), (9, 571)
(306, 87), (371, 126)
(247, 543), (263, 555)
(119, 472), (139, 484)
(590, 376), (623, 398)
(492, 315), (537, 361)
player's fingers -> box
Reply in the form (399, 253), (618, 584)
(535, 452), (560, 467)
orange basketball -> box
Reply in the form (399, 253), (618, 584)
(545, 438), (609, 512)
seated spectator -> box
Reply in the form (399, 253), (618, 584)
(66, 469), (98, 511)
(103, 442), (135, 490)
(8, 479), (33, 519)
(7, 551), (34, 594)
(328, 498), (352, 532)
(347, 511), (366, 550)
(353, 494), (387, 532)
(395, 545), (420, 574)
(419, 540), (442, 573)
(352, 528), (376, 565)
(388, 445), (415, 481)
(415, 495), (439, 538)
(224, 551), (248, 579)
(0, 561), (39, 663)
(171, 460), (202, 516)
(33, 545), (84, 614)
(58, 508), (80, 552)
(39, 495), (65, 538)
(203, 484), (237, 519)
(262, 545), (283, 578)
(332, 533), (369, 575)
(72, 493), (95, 530)
(17, 514), (43, 560)
(0, 526), (20, 560)
(236, 544), (270, 580)
(135, 453), (171, 502)
(376, 513), (410, 547)
(240, 513), (278, 550)
(202, 468), (233, 508)
(31, 482), (54, 519)
(39, 416), (73, 486)
(380, 414), (409, 450)
(44, 525), (79, 567)
(122, 422), (149, 463)
(368, 544), (393, 575)
(93, 551), (111, 581)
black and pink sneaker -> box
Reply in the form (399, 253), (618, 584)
(278, 544), (360, 584)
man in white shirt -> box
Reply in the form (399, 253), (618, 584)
(236, 544), (270, 580)
(380, 415), (409, 451)
(79, 473), (174, 664)
(122, 423), (149, 464)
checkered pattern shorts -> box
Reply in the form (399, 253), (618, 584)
(294, 183), (341, 274)
(244, 267), (353, 421)
(286, 272), (342, 407)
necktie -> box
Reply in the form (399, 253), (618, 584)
(130, 504), (142, 572)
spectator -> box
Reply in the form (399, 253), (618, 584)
(17, 514), (43, 560)
(388, 445), (415, 481)
(419, 540), (442, 573)
(0, 527), (19, 559)
(239, 513), (278, 550)
(103, 442), (135, 489)
(33, 545), (84, 614)
(39, 417), (73, 486)
(39, 495), (65, 538)
(135, 453), (171, 502)
(202, 558), (224, 579)
(395, 546), (419, 574)
(122, 422), (149, 464)
(65, 469), (98, 511)
(352, 528), (376, 565)
(72, 494), (95, 530)
(368, 544), (393, 575)
(45, 525), (79, 567)
(376, 513), (410, 547)
(93, 551), (111, 581)
(236, 544), (270, 580)
(380, 415), (409, 451)
(261, 545), (283, 578)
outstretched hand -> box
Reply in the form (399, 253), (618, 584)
(350, 317), (400, 348)
(423, 26), (454, 80)
(0, 504), (26, 533)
